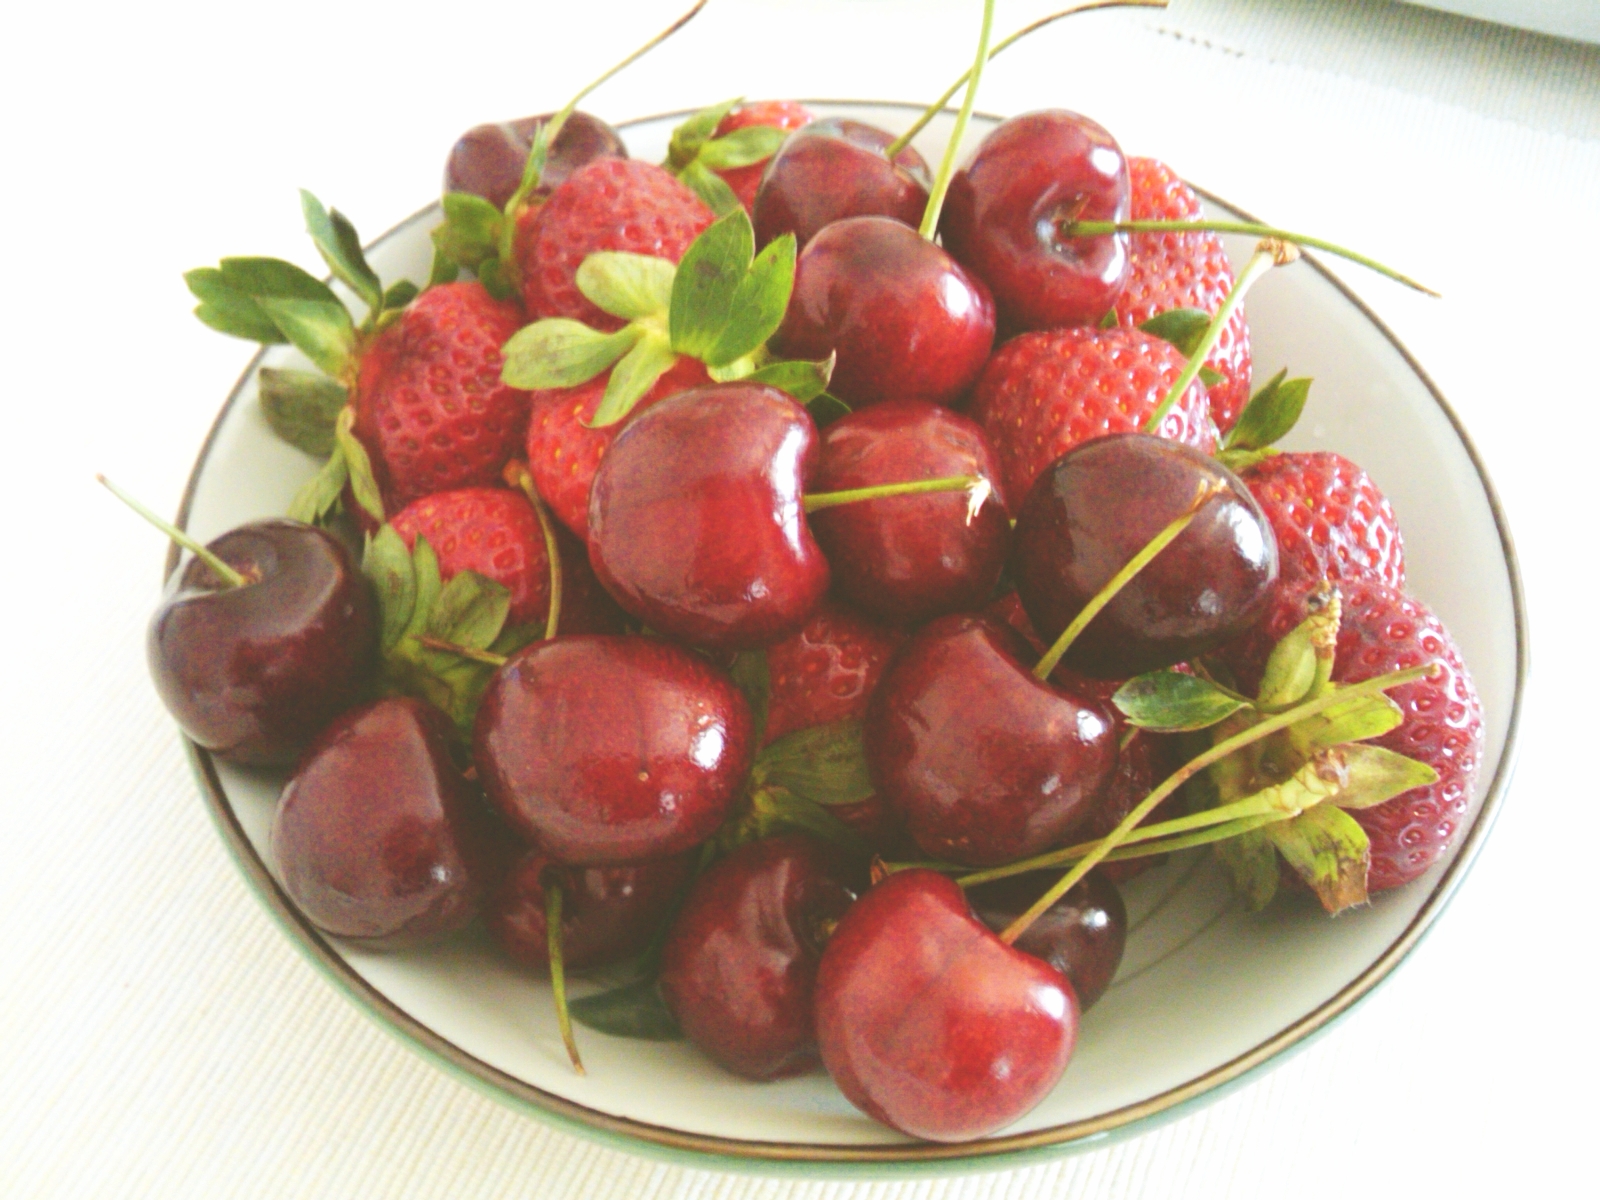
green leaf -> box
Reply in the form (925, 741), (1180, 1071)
(1266, 804), (1370, 913)
(382, 280), (420, 311)
(1215, 446), (1277, 474)
(1114, 671), (1248, 732)
(300, 190), (383, 315)
(575, 252), (676, 321)
(427, 570), (510, 651)
(431, 192), (505, 270)
(258, 368), (347, 457)
(748, 786), (870, 855)
(755, 720), (874, 807)
(1297, 690), (1405, 749)
(669, 209), (754, 357)
(428, 248), (460, 289)
(666, 97), (743, 170)
(363, 525), (417, 652)
(1198, 365), (1225, 388)
(286, 446), (348, 525)
(1215, 827), (1278, 911)
(186, 269), (287, 343)
(728, 650), (770, 748)
(704, 233), (796, 368)
(477, 256), (515, 301)
(1257, 625), (1319, 712)
(501, 319), (642, 390)
(807, 391), (852, 428)
(254, 296), (357, 379)
(677, 160), (743, 216)
(1139, 307), (1212, 357)
(569, 977), (683, 1040)
(1227, 369), (1312, 451)
(589, 332), (678, 427)
(1331, 744), (1437, 809)
(334, 407), (384, 523)
(405, 536), (442, 641)
(1097, 308), (1119, 330)
(217, 256), (343, 304)
(747, 354), (835, 404)
(696, 125), (787, 171)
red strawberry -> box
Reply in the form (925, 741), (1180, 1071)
(389, 487), (621, 633)
(1115, 157), (1252, 431)
(968, 325), (1218, 506)
(714, 100), (814, 213)
(516, 157), (714, 330)
(352, 281), (529, 512)
(763, 601), (903, 746)
(524, 356), (711, 541)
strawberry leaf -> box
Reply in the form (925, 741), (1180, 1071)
(363, 525), (417, 652)
(576, 252), (676, 321)
(501, 319), (643, 390)
(589, 331), (677, 427)
(185, 269), (288, 343)
(754, 719), (874, 807)
(1215, 827), (1278, 911)
(217, 256), (343, 304)
(669, 209), (754, 358)
(1198, 365), (1225, 388)
(666, 97), (743, 170)
(1265, 805), (1370, 913)
(258, 368), (348, 457)
(254, 296), (357, 379)
(807, 391), (852, 428)
(432, 192), (504, 271)
(1334, 744), (1438, 809)
(1227, 369), (1311, 451)
(405, 536), (442, 641)
(428, 248), (460, 289)
(300, 190), (383, 315)
(382, 281), (419, 311)
(286, 445), (348, 525)
(1139, 307), (1211, 357)
(1114, 670), (1248, 732)
(697, 125), (787, 171)
(704, 232), (796, 368)
(569, 977), (682, 1041)
(334, 407), (384, 523)
(728, 650), (770, 748)
(477, 257), (515, 301)
(747, 353), (835, 404)
(677, 160), (743, 216)
(1296, 690), (1404, 750)
(427, 570), (510, 651)
(747, 786), (870, 855)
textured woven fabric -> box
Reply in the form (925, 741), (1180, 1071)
(2, 1), (1595, 1196)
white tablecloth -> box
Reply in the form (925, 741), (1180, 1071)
(4, 1), (1595, 1195)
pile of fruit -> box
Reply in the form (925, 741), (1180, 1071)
(126, 0), (1485, 1145)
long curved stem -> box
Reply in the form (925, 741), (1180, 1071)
(98, 474), (248, 588)
(804, 474), (983, 514)
(546, 881), (586, 1075)
(919, 0), (996, 239)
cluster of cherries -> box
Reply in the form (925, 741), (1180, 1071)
(130, 0), (1481, 1146)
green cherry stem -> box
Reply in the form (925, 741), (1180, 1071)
(545, 881), (586, 1075)
(803, 474), (987, 514)
(1142, 240), (1288, 436)
(414, 637), (508, 667)
(506, 461), (564, 639)
(1032, 484), (1220, 681)
(886, 0), (1167, 159)
(918, 0), (996, 239)
(997, 662), (1432, 944)
(1071, 218), (1439, 296)
(97, 474), (249, 588)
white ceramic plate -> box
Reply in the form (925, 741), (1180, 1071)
(174, 102), (1525, 1177)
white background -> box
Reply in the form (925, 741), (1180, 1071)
(2, 1), (1596, 1196)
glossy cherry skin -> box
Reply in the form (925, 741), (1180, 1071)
(809, 400), (1010, 625)
(815, 869), (1078, 1141)
(752, 118), (932, 250)
(271, 697), (496, 949)
(473, 635), (753, 863)
(941, 110), (1130, 331)
(865, 615), (1118, 867)
(443, 111), (627, 209)
(587, 384), (831, 651)
(770, 217), (995, 410)
(149, 520), (376, 766)
(1012, 433), (1278, 679)
(968, 869), (1126, 1011)
(659, 835), (858, 1080)
(488, 848), (695, 972)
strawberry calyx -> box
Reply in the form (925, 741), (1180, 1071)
(500, 207), (842, 427)
(665, 98), (792, 215)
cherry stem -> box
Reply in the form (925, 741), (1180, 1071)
(414, 637), (508, 667)
(506, 461), (564, 639)
(1031, 485), (1219, 681)
(545, 881), (586, 1075)
(918, 0), (996, 239)
(1142, 242), (1283, 435)
(1072, 218), (1438, 296)
(803, 473), (985, 514)
(97, 474), (249, 588)
(886, 0), (1167, 159)
(499, 0), (709, 263)
(997, 662), (1431, 943)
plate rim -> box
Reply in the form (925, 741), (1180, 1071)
(167, 100), (1529, 1175)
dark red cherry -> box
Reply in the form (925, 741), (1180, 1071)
(769, 217), (994, 409)
(968, 869), (1126, 1011)
(587, 384), (831, 651)
(864, 614), (1117, 866)
(443, 111), (627, 209)
(488, 848), (695, 971)
(473, 635), (753, 863)
(752, 118), (931, 250)
(941, 110), (1131, 331)
(659, 835), (858, 1080)
(1012, 432), (1278, 679)
(808, 400), (1009, 625)
(149, 519), (376, 766)
(270, 697), (496, 949)
(815, 869), (1078, 1141)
